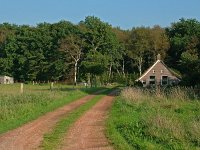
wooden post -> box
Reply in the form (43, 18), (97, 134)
(50, 82), (54, 91)
(20, 83), (24, 94)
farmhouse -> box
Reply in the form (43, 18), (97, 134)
(136, 55), (180, 87)
(0, 76), (14, 84)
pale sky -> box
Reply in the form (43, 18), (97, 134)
(0, 0), (199, 29)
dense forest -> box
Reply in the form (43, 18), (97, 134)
(0, 16), (200, 86)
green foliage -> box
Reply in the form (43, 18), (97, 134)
(127, 26), (169, 75)
(0, 21), (77, 81)
(0, 17), (200, 86)
(166, 18), (200, 86)
(79, 16), (123, 84)
(180, 51), (200, 85)
(82, 51), (109, 75)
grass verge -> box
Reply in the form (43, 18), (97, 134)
(106, 87), (200, 150)
(40, 88), (113, 150)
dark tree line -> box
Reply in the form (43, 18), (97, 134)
(0, 17), (200, 86)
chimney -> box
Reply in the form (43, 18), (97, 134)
(157, 54), (161, 60)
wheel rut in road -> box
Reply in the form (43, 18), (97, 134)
(0, 90), (105, 150)
(59, 90), (118, 150)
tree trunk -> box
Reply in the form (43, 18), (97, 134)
(139, 65), (142, 76)
(94, 75), (97, 87)
(116, 69), (121, 76)
(91, 74), (94, 88)
(122, 59), (125, 77)
(109, 63), (112, 80)
(74, 61), (78, 86)
(138, 57), (143, 76)
(87, 73), (91, 87)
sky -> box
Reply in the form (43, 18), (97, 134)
(0, 0), (200, 29)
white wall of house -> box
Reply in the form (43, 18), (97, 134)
(0, 76), (14, 84)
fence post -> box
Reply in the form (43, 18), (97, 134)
(50, 82), (54, 91)
(20, 83), (24, 94)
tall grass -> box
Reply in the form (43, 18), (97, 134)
(0, 83), (102, 134)
(121, 87), (198, 102)
(107, 87), (200, 150)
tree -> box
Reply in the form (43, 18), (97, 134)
(80, 16), (112, 52)
(0, 23), (17, 76)
(128, 27), (152, 76)
(59, 33), (84, 86)
(150, 25), (170, 61)
(166, 18), (200, 86)
(180, 51), (200, 86)
(81, 51), (109, 87)
(112, 27), (130, 77)
(127, 26), (170, 76)
(80, 16), (122, 84)
(166, 18), (200, 67)
(36, 21), (77, 81)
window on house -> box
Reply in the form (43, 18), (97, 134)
(150, 76), (155, 79)
(162, 76), (168, 85)
(161, 70), (163, 73)
(149, 81), (155, 84)
(149, 76), (155, 85)
(153, 70), (155, 73)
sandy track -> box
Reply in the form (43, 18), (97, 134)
(59, 90), (117, 150)
(0, 93), (101, 150)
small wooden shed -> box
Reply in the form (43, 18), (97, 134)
(0, 76), (14, 84)
(136, 55), (180, 87)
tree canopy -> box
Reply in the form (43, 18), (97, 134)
(0, 17), (199, 86)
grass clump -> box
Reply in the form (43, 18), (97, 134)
(106, 87), (200, 150)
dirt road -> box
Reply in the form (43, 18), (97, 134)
(0, 93), (100, 150)
(59, 90), (117, 150)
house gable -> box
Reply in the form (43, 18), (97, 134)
(136, 60), (180, 86)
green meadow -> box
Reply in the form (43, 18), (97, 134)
(107, 87), (200, 150)
(0, 83), (102, 134)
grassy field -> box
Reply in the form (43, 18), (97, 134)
(106, 87), (200, 150)
(0, 83), (103, 134)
